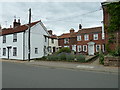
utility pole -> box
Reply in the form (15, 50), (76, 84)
(28, 8), (31, 61)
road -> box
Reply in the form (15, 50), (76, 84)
(2, 62), (118, 88)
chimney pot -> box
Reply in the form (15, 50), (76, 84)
(79, 24), (82, 30)
(48, 30), (53, 35)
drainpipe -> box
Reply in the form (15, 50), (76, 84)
(23, 31), (25, 60)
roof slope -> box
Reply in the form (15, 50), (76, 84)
(0, 20), (41, 35)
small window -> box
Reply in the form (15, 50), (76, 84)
(3, 35), (6, 43)
(45, 36), (47, 42)
(77, 45), (82, 52)
(13, 47), (17, 56)
(96, 45), (101, 52)
(51, 38), (54, 44)
(83, 45), (87, 52)
(93, 34), (98, 40)
(84, 34), (89, 41)
(64, 38), (69, 44)
(3, 48), (6, 56)
(13, 33), (17, 42)
(35, 48), (38, 54)
(77, 35), (81, 41)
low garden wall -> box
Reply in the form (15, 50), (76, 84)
(104, 56), (120, 67)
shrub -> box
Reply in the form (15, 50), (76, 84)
(66, 54), (75, 62)
(47, 55), (58, 61)
(110, 47), (120, 56)
(76, 55), (85, 62)
(99, 51), (104, 65)
(57, 47), (71, 54)
(58, 53), (66, 61)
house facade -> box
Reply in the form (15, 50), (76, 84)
(58, 26), (105, 55)
(0, 19), (50, 60)
(47, 30), (59, 55)
(58, 28), (77, 52)
(77, 27), (105, 55)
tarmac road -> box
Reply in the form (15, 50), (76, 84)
(2, 62), (118, 88)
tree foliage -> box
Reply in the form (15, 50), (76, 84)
(106, 2), (120, 33)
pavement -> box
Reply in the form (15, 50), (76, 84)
(0, 59), (119, 74)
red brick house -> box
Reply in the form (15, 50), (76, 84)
(76, 27), (105, 55)
(58, 28), (77, 52)
(58, 26), (106, 55)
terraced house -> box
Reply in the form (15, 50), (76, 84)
(58, 25), (105, 55)
(0, 19), (50, 60)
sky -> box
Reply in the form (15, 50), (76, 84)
(0, 0), (105, 35)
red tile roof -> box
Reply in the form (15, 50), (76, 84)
(0, 20), (41, 35)
(59, 32), (77, 39)
(77, 27), (102, 34)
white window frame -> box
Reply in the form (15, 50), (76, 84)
(35, 48), (38, 54)
(51, 38), (54, 44)
(64, 46), (69, 48)
(3, 48), (6, 56)
(93, 34), (98, 40)
(96, 45), (101, 52)
(3, 35), (6, 43)
(77, 35), (81, 41)
(83, 45), (87, 52)
(102, 44), (105, 52)
(13, 33), (17, 42)
(77, 45), (82, 52)
(72, 45), (76, 52)
(13, 47), (17, 56)
(64, 38), (69, 44)
(84, 34), (89, 41)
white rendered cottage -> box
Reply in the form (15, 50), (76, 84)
(47, 30), (59, 55)
(0, 19), (50, 60)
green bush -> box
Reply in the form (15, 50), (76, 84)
(76, 55), (85, 62)
(58, 53), (66, 61)
(110, 47), (120, 56)
(99, 51), (104, 65)
(66, 54), (75, 62)
(47, 55), (58, 61)
(57, 47), (71, 54)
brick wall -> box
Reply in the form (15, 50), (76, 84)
(104, 56), (120, 67)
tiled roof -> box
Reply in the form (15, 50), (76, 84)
(59, 32), (77, 39)
(0, 20), (41, 35)
(58, 27), (102, 39)
(77, 27), (102, 34)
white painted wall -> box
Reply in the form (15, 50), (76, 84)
(0, 21), (49, 60)
(48, 38), (59, 54)
(0, 32), (24, 60)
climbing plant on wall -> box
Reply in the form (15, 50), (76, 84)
(106, 2), (120, 33)
(105, 2), (120, 56)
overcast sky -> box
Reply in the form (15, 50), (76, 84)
(0, 1), (104, 35)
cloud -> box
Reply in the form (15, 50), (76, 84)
(1, 2), (103, 35)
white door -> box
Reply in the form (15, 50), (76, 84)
(88, 45), (94, 55)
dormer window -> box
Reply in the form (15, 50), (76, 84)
(13, 33), (17, 42)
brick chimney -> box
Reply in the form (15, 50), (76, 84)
(70, 28), (75, 33)
(13, 19), (21, 28)
(48, 30), (53, 35)
(79, 24), (82, 30)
